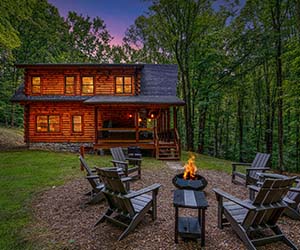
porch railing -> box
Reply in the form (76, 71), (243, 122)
(97, 127), (154, 142)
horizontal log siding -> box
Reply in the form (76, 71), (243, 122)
(25, 67), (140, 96)
(27, 103), (95, 143)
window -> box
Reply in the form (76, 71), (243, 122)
(32, 76), (41, 94)
(36, 115), (60, 132)
(115, 76), (132, 94)
(65, 76), (75, 94)
(72, 115), (82, 133)
(82, 76), (94, 94)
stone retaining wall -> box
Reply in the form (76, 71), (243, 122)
(28, 142), (94, 153)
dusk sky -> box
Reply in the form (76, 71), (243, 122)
(48, 0), (151, 45)
(47, 0), (244, 45)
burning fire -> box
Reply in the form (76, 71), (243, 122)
(183, 153), (197, 180)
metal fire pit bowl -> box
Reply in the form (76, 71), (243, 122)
(172, 173), (208, 191)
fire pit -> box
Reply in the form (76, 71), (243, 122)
(172, 154), (208, 191)
(172, 173), (207, 191)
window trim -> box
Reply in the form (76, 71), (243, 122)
(115, 76), (133, 94)
(64, 75), (76, 94)
(31, 76), (41, 94)
(71, 114), (83, 134)
(81, 76), (94, 95)
(36, 115), (61, 133)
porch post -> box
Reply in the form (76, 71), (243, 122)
(95, 106), (98, 144)
(135, 110), (139, 142)
(173, 106), (177, 129)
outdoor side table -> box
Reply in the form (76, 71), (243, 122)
(173, 189), (208, 246)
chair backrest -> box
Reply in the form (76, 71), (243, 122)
(96, 167), (135, 217)
(79, 155), (99, 190)
(286, 179), (300, 204)
(249, 153), (270, 178)
(242, 177), (296, 230)
(110, 147), (126, 161)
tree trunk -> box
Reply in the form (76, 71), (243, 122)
(237, 96), (244, 162)
(197, 103), (207, 154)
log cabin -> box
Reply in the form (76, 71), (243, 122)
(11, 63), (184, 160)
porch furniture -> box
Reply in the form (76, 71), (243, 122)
(173, 189), (208, 246)
(94, 167), (161, 241)
(249, 173), (300, 220)
(79, 155), (105, 204)
(110, 147), (142, 179)
(214, 177), (298, 250)
(232, 152), (270, 186)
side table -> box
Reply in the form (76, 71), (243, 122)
(173, 189), (208, 246)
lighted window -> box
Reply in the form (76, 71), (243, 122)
(115, 76), (132, 94)
(72, 115), (82, 133)
(65, 76), (75, 94)
(32, 77), (41, 94)
(36, 115), (60, 132)
(82, 76), (94, 94)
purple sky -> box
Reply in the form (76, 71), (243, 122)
(48, 0), (245, 45)
(48, 0), (151, 45)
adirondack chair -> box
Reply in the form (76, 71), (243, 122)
(232, 152), (270, 186)
(79, 155), (105, 204)
(94, 167), (161, 241)
(214, 177), (298, 250)
(110, 147), (142, 179)
(283, 178), (300, 220)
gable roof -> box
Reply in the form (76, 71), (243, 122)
(11, 63), (184, 105)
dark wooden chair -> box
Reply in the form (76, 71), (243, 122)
(79, 155), (105, 204)
(94, 167), (161, 241)
(110, 147), (142, 179)
(232, 152), (270, 186)
(214, 177), (298, 250)
(283, 178), (300, 220)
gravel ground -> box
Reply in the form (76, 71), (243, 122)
(30, 163), (300, 250)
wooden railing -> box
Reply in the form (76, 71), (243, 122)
(174, 128), (181, 157)
(97, 127), (154, 143)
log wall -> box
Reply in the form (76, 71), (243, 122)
(26, 102), (95, 143)
(24, 67), (141, 96)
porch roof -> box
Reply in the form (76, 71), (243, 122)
(84, 95), (185, 106)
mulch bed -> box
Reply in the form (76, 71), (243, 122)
(30, 164), (300, 250)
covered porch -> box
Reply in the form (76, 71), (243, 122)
(93, 105), (181, 160)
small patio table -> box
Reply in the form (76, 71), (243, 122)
(173, 189), (208, 246)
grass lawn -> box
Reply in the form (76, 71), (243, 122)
(0, 149), (231, 250)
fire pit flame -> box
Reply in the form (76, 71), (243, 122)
(172, 153), (208, 191)
(183, 154), (197, 180)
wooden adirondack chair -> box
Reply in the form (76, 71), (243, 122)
(79, 155), (105, 204)
(283, 178), (300, 220)
(232, 152), (270, 186)
(110, 147), (142, 179)
(94, 167), (161, 241)
(214, 177), (298, 250)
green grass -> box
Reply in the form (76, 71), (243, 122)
(0, 149), (230, 250)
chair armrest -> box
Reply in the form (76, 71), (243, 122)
(126, 157), (142, 162)
(86, 175), (99, 179)
(124, 183), (161, 199)
(120, 177), (133, 183)
(111, 160), (128, 166)
(232, 162), (252, 167)
(290, 187), (300, 193)
(213, 188), (256, 210)
(246, 167), (270, 172)
(248, 185), (260, 192)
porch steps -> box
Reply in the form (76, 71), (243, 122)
(157, 143), (180, 160)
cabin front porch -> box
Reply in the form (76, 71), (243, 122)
(93, 105), (180, 160)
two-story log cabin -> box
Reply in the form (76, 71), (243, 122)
(11, 63), (184, 160)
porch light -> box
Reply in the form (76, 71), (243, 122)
(138, 118), (142, 122)
(128, 113), (133, 118)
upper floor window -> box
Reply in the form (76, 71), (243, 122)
(32, 76), (41, 94)
(82, 76), (94, 94)
(115, 76), (132, 94)
(72, 115), (82, 133)
(36, 115), (60, 132)
(65, 76), (75, 94)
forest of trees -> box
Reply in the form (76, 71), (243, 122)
(1, 0), (300, 172)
